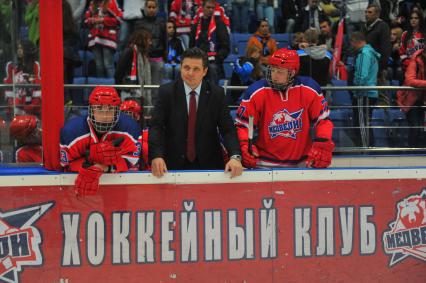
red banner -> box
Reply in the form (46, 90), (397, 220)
(0, 177), (425, 282)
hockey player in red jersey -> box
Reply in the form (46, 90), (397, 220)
(9, 115), (42, 163)
(60, 86), (141, 196)
(120, 99), (150, 170)
(235, 48), (334, 168)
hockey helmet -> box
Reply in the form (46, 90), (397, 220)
(88, 86), (122, 133)
(266, 48), (300, 91)
(120, 100), (141, 122)
(9, 115), (39, 142)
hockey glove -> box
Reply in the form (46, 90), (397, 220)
(74, 165), (104, 197)
(241, 143), (259, 168)
(89, 141), (122, 166)
(306, 140), (335, 168)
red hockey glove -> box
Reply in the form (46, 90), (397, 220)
(241, 143), (259, 168)
(306, 140), (335, 168)
(74, 165), (104, 197)
(89, 141), (122, 166)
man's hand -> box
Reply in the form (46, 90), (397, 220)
(306, 140), (335, 168)
(151, 157), (168, 178)
(241, 143), (259, 168)
(224, 158), (243, 178)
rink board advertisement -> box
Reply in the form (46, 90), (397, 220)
(0, 170), (425, 282)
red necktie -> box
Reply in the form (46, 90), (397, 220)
(187, 91), (197, 162)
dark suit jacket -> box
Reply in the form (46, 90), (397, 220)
(148, 78), (241, 170)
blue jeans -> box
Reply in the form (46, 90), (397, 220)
(92, 45), (115, 78)
(256, 3), (275, 33)
(150, 60), (164, 106)
(232, 2), (249, 33)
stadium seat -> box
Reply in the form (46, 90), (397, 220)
(223, 54), (238, 80)
(329, 108), (354, 147)
(387, 109), (409, 147)
(274, 33), (292, 49)
(71, 77), (88, 106)
(371, 109), (387, 147)
(371, 109), (408, 147)
(330, 79), (352, 106)
(232, 33), (252, 55)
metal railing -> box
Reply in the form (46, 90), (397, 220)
(0, 83), (425, 155)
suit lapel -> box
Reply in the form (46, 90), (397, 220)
(176, 79), (188, 127)
(196, 81), (209, 132)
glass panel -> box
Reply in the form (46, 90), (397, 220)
(0, 0), (42, 164)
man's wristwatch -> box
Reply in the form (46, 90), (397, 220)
(229, 155), (242, 162)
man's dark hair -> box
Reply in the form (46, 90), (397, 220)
(202, 0), (216, 7)
(319, 16), (331, 27)
(181, 47), (209, 68)
(349, 31), (366, 42)
(367, 3), (381, 15)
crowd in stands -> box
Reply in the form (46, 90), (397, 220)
(0, 0), (426, 164)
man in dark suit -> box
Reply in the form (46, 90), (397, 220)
(149, 47), (243, 178)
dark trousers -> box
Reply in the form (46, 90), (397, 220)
(406, 101), (426, 147)
(352, 96), (377, 147)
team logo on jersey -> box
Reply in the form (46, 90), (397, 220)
(382, 189), (426, 267)
(268, 109), (303, 139)
(0, 202), (54, 283)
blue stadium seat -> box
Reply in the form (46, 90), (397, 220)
(223, 54), (238, 80)
(371, 109), (408, 147)
(387, 109), (409, 147)
(371, 109), (388, 147)
(329, 109), (354, 147)
(330, 79), (352, 106)
(87, 77), (115, 85)
(71, 77), (88, 105)
(232, 33), (252, 55)
(274, 33), (292, 49)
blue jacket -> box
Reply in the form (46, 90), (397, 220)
(353, 44), (381, 98)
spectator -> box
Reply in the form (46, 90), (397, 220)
(399, 9), (425, 71)
(319, 0), (340, 23)
(396, 48), (426, 147)
(67, 0), (87, 31)
(235, 48), (334, 168)
(164, 20), (184, 81)
(60, 86), (141, 196)
(255, 0), (276, 33)
(9, 115), (42, 163)
(149, 47), (242, 177)
(84, 0), (122, 78)
(63, 0), (82, 104)
(3, 40), (41, 116)
(247, 19), (277, 66)
(344, 0), (368, 33)
(350, 31), (380, 147)
(363, 3), (392, 83)
(118, 0), (145, 51)
(281, 0), (300, 33)
(298, 0), (326, 32)
(115, 28), (152, 106)
(388, 26), (403, 82)
(231, 0), (253, 33)
(229, 45), (263, 105)
(169, 0), (201, 49)
(135, 0), (167, 106)
(189, 0), (230, 83)
(318, 16), (334, 51)
(291, 32), (307, 50)
(298, 28), (333, 86)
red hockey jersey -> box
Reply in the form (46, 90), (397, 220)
(60, 115), (141, 172)
(235, 77), (333, 167)
(15, 145), (42, 163)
